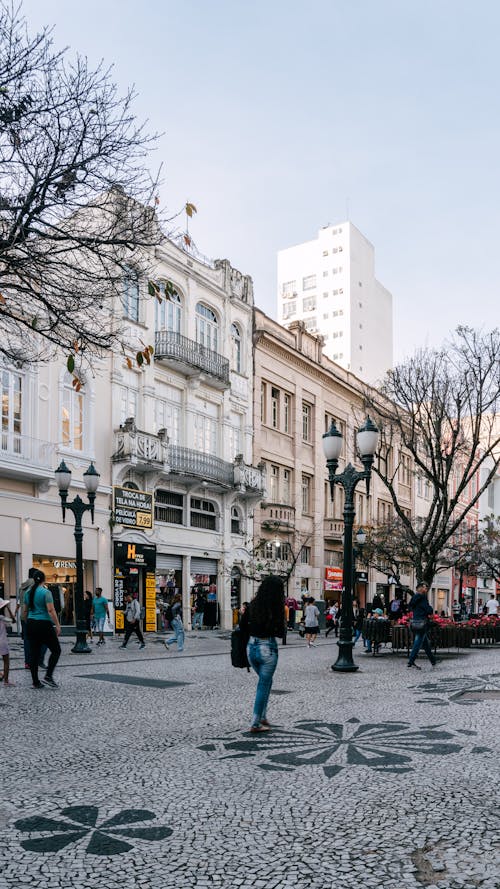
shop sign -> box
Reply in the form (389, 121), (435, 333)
(145, 571), (157, 632)
(325, 566), (342, 590)
(114, 570), (125, 610)
(355, 571), (368, 583)
(113, 486), (154, 530)
(114, 541), (156, 570)
(53, 560), (77, 569)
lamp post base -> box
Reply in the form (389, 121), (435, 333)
(331, 641), (359, 672)
(71, 633), (92, 654)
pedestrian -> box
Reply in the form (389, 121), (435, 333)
(120, 594), (145, 650)
(239, 575), (285, 733)
(16, 567), (47, 671)
(452, 600), (461, 622)
(372, 593), (384, 612)
(353, 605), (365, 646)
(326, 601), (340, 638)
(0, 597), (16, 686)
(285, 596), (298, 630)
(485, 594), (499, 617)
(83, 591), (93, 643)
(304, 596), (320, 647)
(389, 595), (402, 621)
(407, 581), (437, 670)
(192, 591), (206, 630)
(22, 570), (61, 689)
(364, 608), (385, 654)
(93, 587), (110, 645)
(164, 594), (184, 652)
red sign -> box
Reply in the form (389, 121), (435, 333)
(325, 566), (343, 590)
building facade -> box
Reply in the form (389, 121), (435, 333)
(277, 222), (393, 385)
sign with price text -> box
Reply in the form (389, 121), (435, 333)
(113, 486), (154, 530)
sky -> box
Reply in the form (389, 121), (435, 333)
(20, 0), (500, 363)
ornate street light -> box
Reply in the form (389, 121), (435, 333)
(322, 417), (379, 672)
(55, 460), (100, 653)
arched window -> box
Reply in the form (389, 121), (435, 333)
(196, 303), (218, 352)
(155, 283), (182, 334)
(61, 372), (85, 451)
(190, 497), (217, 530)
(231, 506), (243, 535)
(231, 323), (242, 373)
(122, 267), (140, 322)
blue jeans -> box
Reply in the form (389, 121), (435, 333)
(166, 618), (184, 652)
(247, 637), (278, 727)
(192, 612), (204, 630)
(409, 631), (435, 665)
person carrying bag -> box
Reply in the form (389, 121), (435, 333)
(407, 581), (438, 670)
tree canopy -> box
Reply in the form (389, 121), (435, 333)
(364, 327), (500, 585)
(0, 2), (165, 369)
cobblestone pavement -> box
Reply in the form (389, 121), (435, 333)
(1, 632), (499, 889)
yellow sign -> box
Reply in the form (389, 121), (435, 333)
(115, 610), (124, 631)
(145, 571), (157, 632)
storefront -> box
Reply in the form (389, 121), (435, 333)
(230, 567), (241, 626)
(113, 541), (157, 634)
(32, 555), (94, 628)
(0, 551), (17, 603)
(156, 554), (183, 631)
(191, 557), (218, 628)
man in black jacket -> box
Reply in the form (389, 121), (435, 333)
(407, 581), (437, 670)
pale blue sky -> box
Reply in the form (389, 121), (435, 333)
(22, 0), (500, 361)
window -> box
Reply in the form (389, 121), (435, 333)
(122, 268), (140, 322)
(417, 474), (423, 496)
(196, 303), (218, 351)
(190, 498), (216, 530)
(399, 453), (412, 487)
(269, 465), (279, 501)
(1, 369), (22, 454)
(155, 284), (182, 333)
(377, 500), (393, 523)
(323, 292), (328, 298)
(282, 468), (291, 505)
(282, 301), (296, 319)
(332, 247), (338, 254)
(301, 546), (311, 564)
(282, 280), (296, 297)
(231, 506), (242, 534)
(302, 474), (312, 513)
(193, 411), (217, 455)
(302, 275), (316, 290)
(62, 373), (84, 451)
(261, 383), (266, 423)
(120, 387), (138, 426)
(155, 393), (181, 445)
(323, 313), (329, 320)
(271, 388), (279, 428)
(323, 270), (328, 277)
(304, 318), (317, 331)
(155, 490), (183, 524)
(303, 296), (316, 312)
(302, 402), (312, 442)
(231, 323), (242, 373)
(228, 413), (242, 460)
(322, 250), (329, 257)
(283, 394), (291, 433)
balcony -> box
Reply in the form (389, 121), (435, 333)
(0, 433), (56, 481)
(112, 421), (169, 473)
(169, 445), (234, 489)
(261, 503), (296, 531)
(234, 457), (266, 498)
(324, 518), (344, 541)
(155, 331), (230, 388)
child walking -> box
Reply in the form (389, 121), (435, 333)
(0, 597), (16, 686)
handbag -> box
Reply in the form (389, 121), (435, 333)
(410, 618), (428, 633)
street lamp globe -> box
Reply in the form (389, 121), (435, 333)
(356, 527), (366, 547)
(83, 461), (100, 494)
(356, 415), (379, 458)
(55, 460), (72, 492)
(322, 420), (343, 462)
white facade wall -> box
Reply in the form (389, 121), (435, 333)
(277, 222), (393, 385)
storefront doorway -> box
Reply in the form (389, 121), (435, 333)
(113, 541), (157, 634)
(32, 555), (93, 629)
(191, 557), (218, 628)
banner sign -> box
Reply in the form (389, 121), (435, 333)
(145, 571), (157, 632)
(325, 566), (343, 590)
(113, 486), (154, 529)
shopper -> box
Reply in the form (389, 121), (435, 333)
(164, 594), (185, 652)
(407, 581), (437, 670)
(17, 567), (47, 670)
(240, 575), (285, 733)
(22, 570), (61, 688)
(325, 601), (339, 638)
(0, 597), (16, 686)
(192, 591), (206, 630)
(485, 594), (499, 617)
(120, 594), (145, 650)
(304, 597), (320, 647)
(93, 587), (110, 645)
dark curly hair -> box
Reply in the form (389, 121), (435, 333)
(29, 570), (46, 610)
(249, 575), (285, 629)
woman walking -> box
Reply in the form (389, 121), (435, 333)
(240, 576), (285, 733)
(22, 570), (61, 689)
(164, 594), (185, 653)
(304, 596), (320, 647)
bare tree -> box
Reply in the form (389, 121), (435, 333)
(364, 327), (500, 585)
(362, 518), (415, 591)
(0, 3), (174, 370)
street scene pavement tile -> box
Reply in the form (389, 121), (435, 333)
(1, 633), (499, 889)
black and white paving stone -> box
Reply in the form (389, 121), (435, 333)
(0, 632), (499, 888)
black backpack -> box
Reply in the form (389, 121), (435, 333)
(164, 603), (174, 622)
(230, 626), (250, 671)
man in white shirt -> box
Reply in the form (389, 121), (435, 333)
(485, 595), (499, 616)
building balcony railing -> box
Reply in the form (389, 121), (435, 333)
(0, 433), (57, 480)
(169, 445), (234, 488)
(234, 457), (266, 498)
(155, 330), (230, 388)
(324, 518), (344, 540)
(261, 502), (296, 531)
(112, 421), (168, 472)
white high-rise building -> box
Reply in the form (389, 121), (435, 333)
(277, 222), (393, 384)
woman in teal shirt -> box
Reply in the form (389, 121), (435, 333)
(22, 570), (61, 689)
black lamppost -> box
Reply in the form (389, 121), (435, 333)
(322, 417), (379, 672)
(458, 553), (473, 619)
(55, 460), (100, 654)
(342, 527), (367, 596)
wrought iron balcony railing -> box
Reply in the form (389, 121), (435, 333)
(169, 445), (234, 487)
(155, 331), (230, 386)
